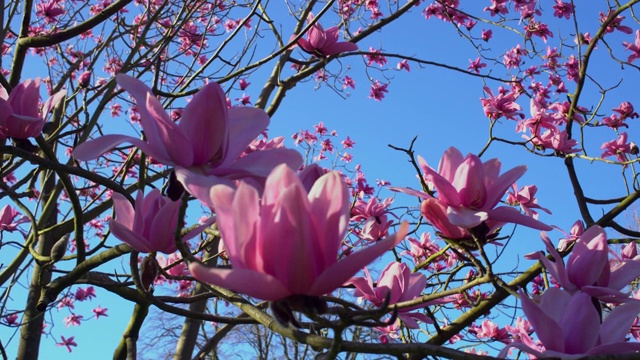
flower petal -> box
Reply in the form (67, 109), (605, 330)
(307, 222), (408, 296)
(189, 263), (291, 301)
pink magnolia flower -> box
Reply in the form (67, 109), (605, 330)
(0, 204), (29, 233)
(293, 13), (358, 57)
(418, 147), (551, 240)
(0, 78), (66, 139)
(397, 59), (410, 72)
(506, 184), (551, 219)
(74, 74), (301, 186)
(109, 189), (211, 254)
(57, 336), (77, 353)
(613, 101), (639, 119)
(92, 306), (108, 319)
(188, 164), (408, 301)
(527, 225), (640, 301)
(468, 57), (487, 74)
(348, 262), (439, 328)
(601, 132), (631, 163)
(369, 80), (388, 101)
(480, 86), (523, 121)
(623, 30), (640, 63)
(500, 288), (640, 358)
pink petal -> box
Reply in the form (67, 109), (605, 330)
(220, 107), (269, 165)
(308, 171), (349, 270)
(487, 206), (552, 230)
(109, 218), (151, 253)
(599, 300), (640, 344)
(519, 289), (565, 353)
(189, 263), (291, 301)
(324, 41), (358, 56)
(484, 165), (526, 209)
(73, 134), (173, 164)
(180, 82), (228, 166)
(174, 167), (234, 209)
(419, 156), (460, 206)
(446, 206), (488, 228)
(307, 222), (408, 296)
(111, 192), (135, 230)
(560, 292), (600, 354)
(148, 198), (182, 254)
(453, 155), (487, 208)
(437, 147), (465, 183)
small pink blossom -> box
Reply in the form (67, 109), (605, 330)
(481, 29), (493, 41)
(92, 306), (108, 319)
(63, 314), (83, 327)
(369, 81), (388, 101)
(366, 47), (388, 67)
(468, 57), (487, 74)
(57, 336), (77, 353)
(397, 59), (410, 72)
(623, 30), (640, 64)
(292, 13), (358, 57)
(601, 132), (632, 163)
(342, 76), (356, 89)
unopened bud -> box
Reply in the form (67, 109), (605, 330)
(78, 71), (92, 88)
(50, 234), (70, 264)
(140, 255), (160, 291)
(631, 142), (639, 155)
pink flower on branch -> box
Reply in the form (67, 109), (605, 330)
(623, 30), (640, 64)
(74, 74), (301, 186)
(416, 147), (551, 241)
(292, 13), (358, 58)
(501, 288), (640, 358)
(0, 78), (66, 139)
(109, 189), (212, 254)
(348, 261), (450, 328)
(57, 336), (77, 353)
(188, 164), (408, 301)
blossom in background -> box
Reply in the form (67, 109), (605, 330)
(0, 205), (29, 234)
(293, 13), (358, 57)
(0, 78), (65, 139)
(349, 262), (447, 328)
(57, 336), (77, 353)
(188, 164), (408, 301)
(109, 189), (212, 254)
(623, 30), (640, 63)
(506, 184), (552, 219)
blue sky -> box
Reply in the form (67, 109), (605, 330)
(2, 1), (640, 358)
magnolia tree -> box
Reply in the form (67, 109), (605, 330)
(2, 0), (640, 359)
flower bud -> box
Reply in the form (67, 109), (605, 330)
(631, 142), (639, 155)
(140, 255), (160, 291)
(50, 234), (70, 264)
(78, 71), (91, 88)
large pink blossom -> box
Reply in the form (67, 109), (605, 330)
(74, 74), (301, 186)
(293, 13), (358, 57)
(526, 225), (640, 302)
(188, 164), (408, 301)
(418, 147), (551, 240)
(0, 78), (65, 140)
(500, 288), (640, 358)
